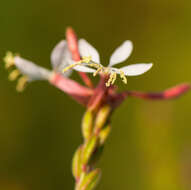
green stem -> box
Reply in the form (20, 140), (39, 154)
(72, 105), (111, 190)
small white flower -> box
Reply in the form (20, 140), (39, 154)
(4, 40), (73, 91)
(72, 39), (153, 86)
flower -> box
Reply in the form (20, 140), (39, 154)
(4, 40), (73, 91)
(66, 39), (153, 87)
(4, 27), (190, 108)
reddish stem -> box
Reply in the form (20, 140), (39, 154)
(88, 76), (109, 111)
(50, 73), (93, 106)
(106, 83), (190, 108)
(123, 83), (191, 100)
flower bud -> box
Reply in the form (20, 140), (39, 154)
(72, 146), (83, 181)
(94, 105), (111, 134)
(82, 136), (98, 166)
(82, 110), (93, 140)
(99, 125), (111, 145)
(77, 168), (101, 190)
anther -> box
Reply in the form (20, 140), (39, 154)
(93, 67), (102, 77)
(16, 76), (29, 92)
(119, 70), (127, 84)
(81, 56), (92, 64)
(4, 52), (15, 69)
(111, 72), (117, 85)
(8, 69), (20, 81)
(106, 73), (115, 87)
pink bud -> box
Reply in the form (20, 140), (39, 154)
(66, 27), (81, 61)
(163, 83), (191, 99)
(66, 27), (93, 88)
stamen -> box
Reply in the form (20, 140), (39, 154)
(62, 56), (103, 74)
(8, 69), (20, 81)
(4, 52), (15, 69)
(16, 76), (29, 92)
(81, 56), (92, 64)
(119, 70), (127, 84)
(62, 62), (81, 73)
(106, 72), (115, 87)
(87, 63), (101, 69)
(93, 67), (102, 77)
(111, 72), (117, 85)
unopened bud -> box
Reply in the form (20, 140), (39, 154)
(94, 105), (111, 134)
(82, 110), (94, 140)
(82, 136), (98, 166)
(72, 146), (83, 181)
(77, 169), (101, 190)
(99, 125), (111, 145)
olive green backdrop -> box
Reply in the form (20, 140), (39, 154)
(0, 0), (191, 190)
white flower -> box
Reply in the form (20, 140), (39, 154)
(4, 40), (73, 91)
(72, 39), (153, 86)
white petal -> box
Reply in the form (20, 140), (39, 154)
(51, 40), (73, 77)
(79, 39), (100, 64)
(51, 40), (69, 68)
(14, 56), (51, 81)
(109, 40), (133, 67)
(73, 65), (96, 73)
(119, 63), (153, 76)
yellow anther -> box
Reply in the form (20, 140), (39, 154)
(119, 70), (127, 84)
(81, 56), (92, 63)
(88, 63), (101, 69)
(111, 72), (117, 85)
(4, 52), (15, 69)
(8, 69), (20, 81)
(106, 72), (115, 87)
(93, 67), (102, 77)
(16, 76), (28, 92)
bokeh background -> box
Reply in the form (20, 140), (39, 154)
(0, 0), (191, 189)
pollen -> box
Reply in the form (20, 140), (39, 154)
(119, 70), (127, 84)
(8, 69), (20, 81)
(4, 52), (15, 69)
(106, 72), (117, 87)
(81, 56), (92, 64)
(16, 76), (29, 92)
(93, 67), (102, 77)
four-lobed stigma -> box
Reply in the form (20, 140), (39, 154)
(4, 52), (28, 92)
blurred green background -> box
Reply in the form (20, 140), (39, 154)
(0, 0), (191, 189)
